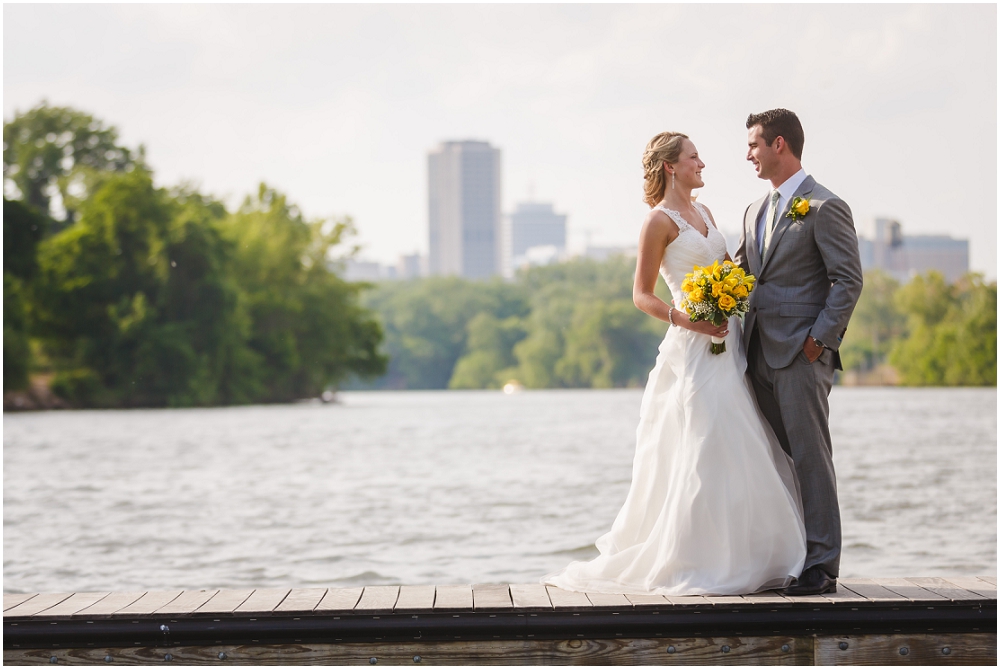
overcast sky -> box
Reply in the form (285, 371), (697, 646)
(4, 4), (997, 277)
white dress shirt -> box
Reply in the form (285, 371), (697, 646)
(758, 168), (808, 254)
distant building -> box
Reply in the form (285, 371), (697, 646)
(581, 244), (637, 262)
(396, 253), (424, 280)
(427, 140), (502, 279)
(858, 218), (969, 283)
(338, 258), (383, 282)
(503, 201), (567, 277)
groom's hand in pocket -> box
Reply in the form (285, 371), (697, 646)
(802, 336), (824, 363)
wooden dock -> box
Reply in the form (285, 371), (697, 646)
(4, 577), (996, 665)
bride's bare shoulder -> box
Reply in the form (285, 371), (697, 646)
(643, 206), (681, 237)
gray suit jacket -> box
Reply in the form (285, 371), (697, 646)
(734, 175), (863, 370)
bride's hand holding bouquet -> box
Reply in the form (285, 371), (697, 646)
(679, 260), (756, 354)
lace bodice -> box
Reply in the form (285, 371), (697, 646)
(655, 202), (728, 300)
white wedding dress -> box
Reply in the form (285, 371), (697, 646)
(543, 202), (806, 596)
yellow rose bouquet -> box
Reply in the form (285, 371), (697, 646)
(679, 260), (756, 354)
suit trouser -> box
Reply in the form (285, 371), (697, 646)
(746, 328), (841, 577)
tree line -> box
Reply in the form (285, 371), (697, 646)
(355, 261), (995, 391)
(356, 256), (670, 391)
(839, 270), (996, 386)
(4, 102), (386, 406)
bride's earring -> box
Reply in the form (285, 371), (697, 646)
(671, 172), (676, 190)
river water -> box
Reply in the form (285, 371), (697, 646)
(3, 387), (996, 594)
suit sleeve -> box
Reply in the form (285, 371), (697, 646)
(734, 204), (751, 273)
(810, 198), (863, 350)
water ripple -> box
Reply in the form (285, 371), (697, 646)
(3, 387), (996, 592)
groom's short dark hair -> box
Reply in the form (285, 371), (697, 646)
(747, 109), (804, 160)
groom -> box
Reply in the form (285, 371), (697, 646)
(734, 109), (863, 596)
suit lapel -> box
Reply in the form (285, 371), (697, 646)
(747, 196), (767, 275)
(761, 175), (816, 271)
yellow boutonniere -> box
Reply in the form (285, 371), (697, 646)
(787, 196), (810, 221)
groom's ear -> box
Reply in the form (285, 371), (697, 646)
(772, 136), (786, 154)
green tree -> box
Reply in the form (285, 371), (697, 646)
(221, 185), (387, 401)
(838, 270), (907, 372)
(358, 254), (673, 390)
(4, 102), (139, 224)
(889, 272), (997, 386)
(510, 282), (581, 388)
(510, 256), (668, 388)
(31, 169), (240, 405)
(3, 198), (49, 390)
(449, 313), (527, 389)
(360, 277), (528, 389)
(556, 299), (663, 388)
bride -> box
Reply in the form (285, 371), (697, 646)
(542, 132), (806, 596)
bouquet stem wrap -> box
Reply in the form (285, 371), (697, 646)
(679, 260), (756, 355)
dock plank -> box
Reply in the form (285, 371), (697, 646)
(155, 590), (219, 616)
(353, 586), (399, 612)
(815, 632), (997, 665)
(394, 585), (436, 612)
(705, 595), (746, 606)
(979, 575), (996, 586)
(34, 592), (110, 617)
(434, 585), (473, 610)
(0, 636), (819, 666)
(274, 588), (327, 613)
(114, 590), (183, 616)
(742, 590), (792, 605)
(822, 582), (873, 604)
(3, 593), (37, 611)
(781, 582), (873, 606)
(234, 588), (291, 616)
(838, 578), (908, 603)
(624, 593), (671, 607)
(510, 584), (552, 609)
(72, 591), (146, 617)
(907, 577), (988, 601)
(3, 592), (73, 618)
(473, 584), (513, 610)
(943, 576), (997, 599)
(546, 586), (592, 609)
(874, 578), (947, 602)
(664, 594), (713, 606)
(586, 592), (632, 607)
(193, 589), (253, 615)
(314, 587), (363, 613)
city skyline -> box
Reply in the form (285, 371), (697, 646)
(4, 4), (996, 278)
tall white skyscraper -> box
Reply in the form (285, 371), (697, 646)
(427, 140), (502, 279)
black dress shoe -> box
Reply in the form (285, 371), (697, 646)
(783, 566), (837, 596)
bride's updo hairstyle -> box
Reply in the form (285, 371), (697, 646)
(642, 131), (689, 207)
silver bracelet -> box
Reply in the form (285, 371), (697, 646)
(668, 306), (675, 326)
